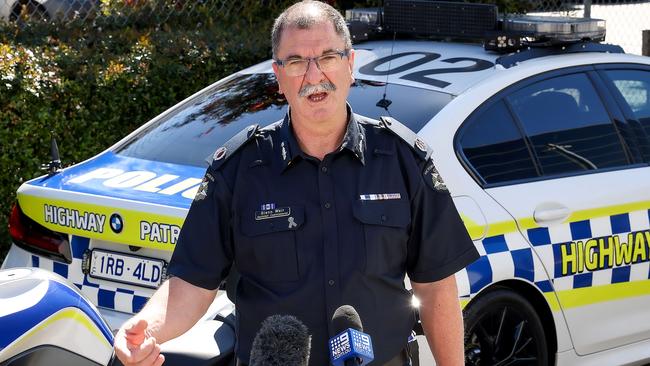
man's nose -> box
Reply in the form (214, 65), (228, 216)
(303, 59), (325, 84)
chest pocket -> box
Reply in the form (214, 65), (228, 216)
(353, 199), (411, 276)
(237, 205), (304, 282)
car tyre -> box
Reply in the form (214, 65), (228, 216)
(464, 288), (548, 366)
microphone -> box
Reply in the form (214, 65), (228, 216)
(329, 305), (374, 366)
(249, 314), (311, 366)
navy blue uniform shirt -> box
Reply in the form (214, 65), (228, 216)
(168, 108), (479, 365)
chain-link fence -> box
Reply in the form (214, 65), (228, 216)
(0, 0), (244, 25)
(528, 1), (650, 55)
(1, 0), (649, 54)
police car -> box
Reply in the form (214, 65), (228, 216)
(4, 2), (650, 365)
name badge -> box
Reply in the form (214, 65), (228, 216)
(255, 207), (291, 220)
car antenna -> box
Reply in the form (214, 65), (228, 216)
(41, 131), (62, 176)
(376, 31), (396, 110)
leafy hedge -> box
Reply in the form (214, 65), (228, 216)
(0, 1), (299, 263)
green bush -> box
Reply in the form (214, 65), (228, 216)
(0, 1), (298, 263)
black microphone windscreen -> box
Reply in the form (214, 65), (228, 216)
(331, 305), (363, 334)
(249, 314), (311, 366)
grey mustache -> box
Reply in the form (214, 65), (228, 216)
(298, 82), (336, 97)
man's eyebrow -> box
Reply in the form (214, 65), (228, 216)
(320, 48), (339, 55)
(284, 53), (304, 60)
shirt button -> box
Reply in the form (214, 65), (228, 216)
(324, 202), (332, 209)
(328, 279), (335, 286)
(321, 166), (328, 174)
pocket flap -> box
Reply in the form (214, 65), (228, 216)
(240, 205), (305, 236)
(353, 200), (411, 228)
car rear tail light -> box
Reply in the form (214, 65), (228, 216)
(8, 203), (72, 263)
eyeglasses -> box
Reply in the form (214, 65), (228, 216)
(274, 49), (350, 77)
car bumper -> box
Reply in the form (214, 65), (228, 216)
(2, 244), (234, 332)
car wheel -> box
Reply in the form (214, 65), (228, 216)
(10, 0), (49, 22)
(464, 288), (548, 366)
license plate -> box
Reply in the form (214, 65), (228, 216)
(89, 249), (166, 289)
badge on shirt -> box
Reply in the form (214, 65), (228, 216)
(213, 146), (227, 161)
(255, 206), (291, 220)
(260, 203), (275, 210)
(415, 137), (428, 152)
(193, 172), (215, 202)
(194, 178), (210, 201)
(423, 159), (448, 192)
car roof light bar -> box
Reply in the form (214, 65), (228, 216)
(495, 42), (624, 68)
(485, 15), (608, 53)
(345, 1), (613, 54)
(502, 15), (606, 43)
(346, 8), (383, 43)
(383, 1), (498, 39)
(345, 7), (382, 25)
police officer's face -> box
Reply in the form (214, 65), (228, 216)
(272, 21), (355, 126)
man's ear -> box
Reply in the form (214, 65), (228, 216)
(272, 62), (284, 94)
(348, 49), (355, 84)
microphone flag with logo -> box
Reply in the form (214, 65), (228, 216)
(329, 305), (374, 366)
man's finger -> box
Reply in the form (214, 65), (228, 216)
(126, 319), (148, 335)
(113, 329), (138, 364)
(127, 337), (157, 364)
(152, 354), (165, 366)
(114, 335), (134, 363)
(133, 343), (162, 366)
(125, 319), (149, 347)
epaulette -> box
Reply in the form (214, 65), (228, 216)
(209, 124), (259, 170)
(354, 113), (380, 126)
(379, 116), (432, 161)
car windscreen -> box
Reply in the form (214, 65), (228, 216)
(115, 73), (452, 167)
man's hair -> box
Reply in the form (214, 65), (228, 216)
(271, 0), (352, 59)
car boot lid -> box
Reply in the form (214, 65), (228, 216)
(16, 152), (204, 250)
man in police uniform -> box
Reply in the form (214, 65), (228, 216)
(114, 1), (479, 365)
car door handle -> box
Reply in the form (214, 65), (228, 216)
(534, 204), (571, 224)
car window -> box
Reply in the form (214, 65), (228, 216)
(603, 69), (650, 160)
(460, 101), (538, 184)
(507, 73), (628, 176)
(115, 73), (451, 167)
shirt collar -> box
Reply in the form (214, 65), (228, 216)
(339, 105), (366, 165)
(276, 104), (366, 172)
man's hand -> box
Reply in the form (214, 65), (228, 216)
(114, 319), (165, 366)
(112, 278), (217, 366)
